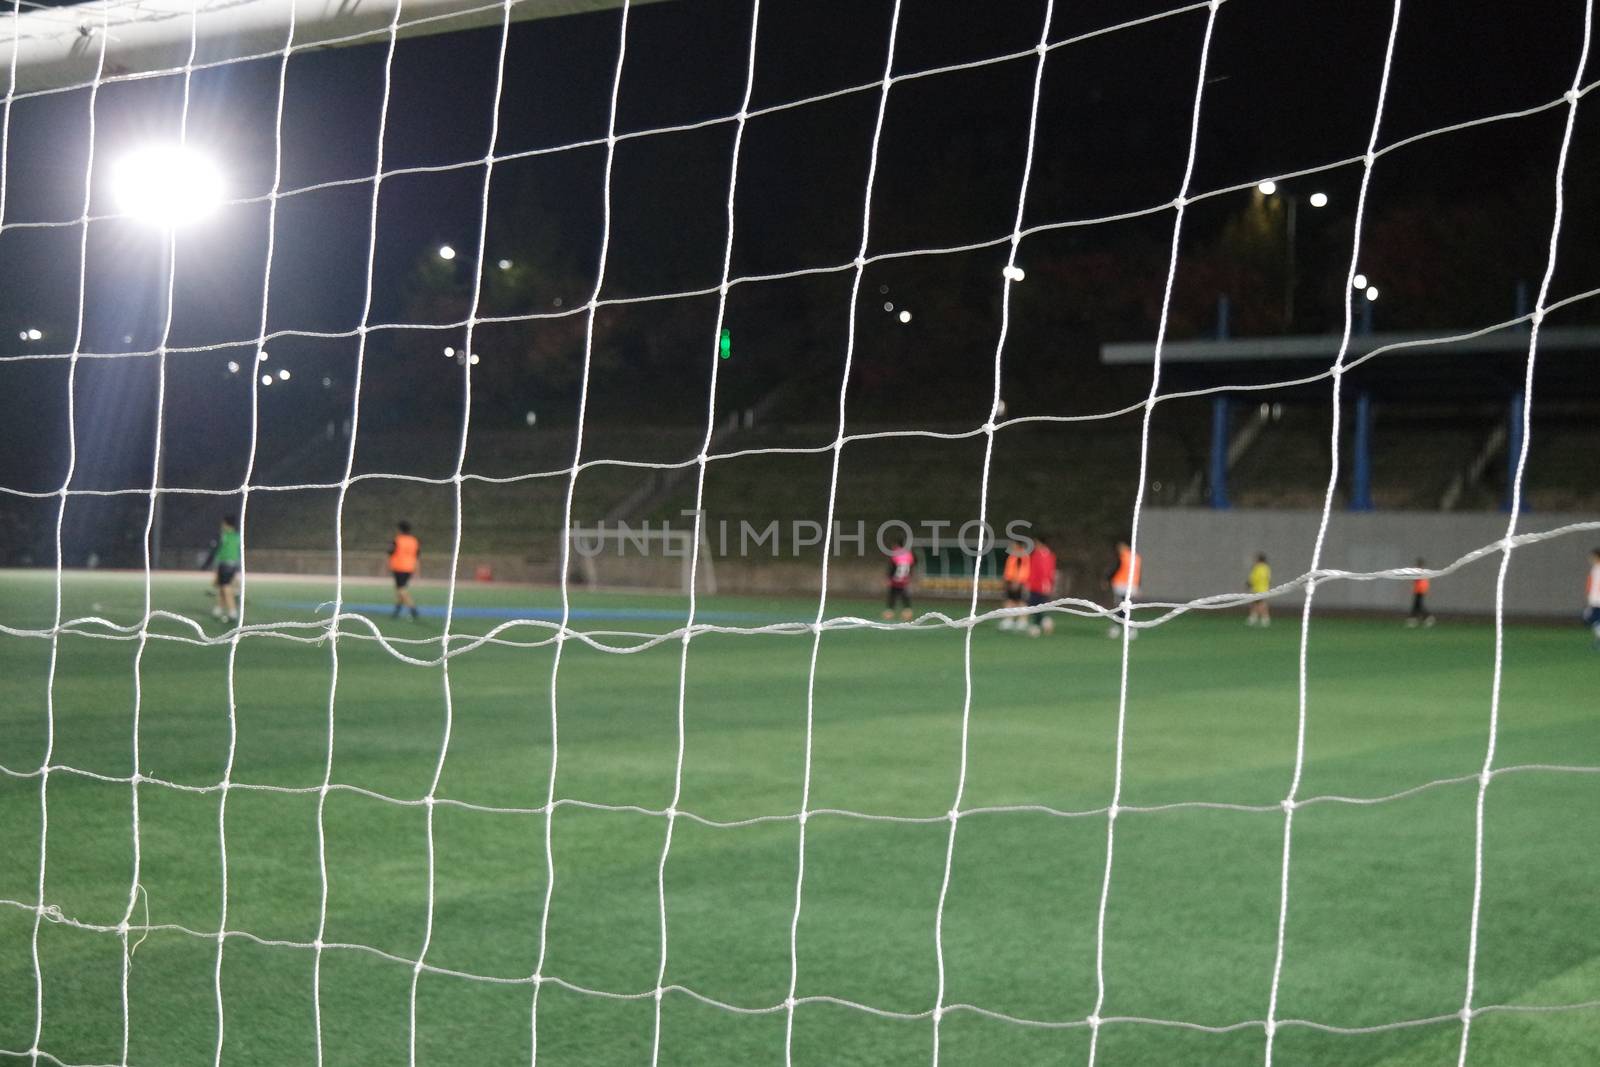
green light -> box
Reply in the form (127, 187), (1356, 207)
(718, 328), (731, 360)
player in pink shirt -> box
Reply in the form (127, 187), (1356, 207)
(1026, 532), (1057, 637)
(884, 537), (916, 621)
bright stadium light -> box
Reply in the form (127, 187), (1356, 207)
(278, 368), (290, 380)
(1353, 273), (1368, 290)
(1366, 285), (1380, 302)
(438, 244), (457, 261)
(898, 309), (912, 324)
(1257, 180), (1277, 195)
(525, 410), (537, 427)
(1003, 265), (1026, 282)
(444, 346), (455, 358)
(257, 351), (269, 362)
(226, 360), (239, 373)
(1309, 191), (1329, 208)
(883, 301), (894, 312)
(468, 353), (481, 365)
(25, 328), (42, 341)
(112, 144), (225, 229)
(498, 259), (513, 270)
(260, 374), (272, 386)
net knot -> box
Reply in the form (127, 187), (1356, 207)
(1171, 195), (1187, 211)
(947, 807), (960, 823)
(1106, 804), (1119, 821)
(40, 904), (64, 923)
(1459, 1006), (1474, 1023)
(1280, 798), (1296, 813)
(1086, 1013), (1101, 1028)
(664, 806), (678, 819)
(1264, 1019), (1276, 1037)
(1479, 770), (1492, 789)
(1566, 88), (1580, 105)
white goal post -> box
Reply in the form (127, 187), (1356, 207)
(1, 0), (659, 95)
(563, 525), (716, 596)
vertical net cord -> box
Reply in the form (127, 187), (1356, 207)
(529, 3), (631, 1061)
(1262, 4), (1404, 1062)
(406, 0), (517, 1059)
(928, 2), (1055, 1062)
(27, 13), (108, 1067)
(1085, 4), (1220, 1064)
(782, 4), (904, 1062)
(123, 1), (216, 1060)
(646, 3), (763, 1063)
(313, 2), (405, 1063)
(1456, 9), (1592, 1063)
(203, 1), (301, 1062)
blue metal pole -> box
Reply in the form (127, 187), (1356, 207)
(1216, 293), (1231, 340)
(1209, 395), (1230, 509)
(1350, 391), (1374, 511)
(1504, 391), (1524, 512)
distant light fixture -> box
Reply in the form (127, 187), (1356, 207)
(1257, 180), (1277, 196)
(1365, 286), (1379, 302)
(883, 302), (894, 312)
(497, 259), (513, 271)
(226, 360), (240, 373)
(321, 376), (332, 388)
(1352, 273), (1368, 290)
(444, 346), (455, 358)
(898, 310), (912, 324)
(17, 330), (26, 341)
(25, 328), (42, 341)
(525, 410), (537, 427)
(1308, 191), (1329, 208)
(552, 297), (564, 308)
(260, 374), (272, 386)
(257, 351), (269, 362)
(1002, 265), (1026, 282)
(278, 368), (290, 381)
(438, 245), (457, 261)
(112, 144), (225, 229)
(468, 353), (481, 365)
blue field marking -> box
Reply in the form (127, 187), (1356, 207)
(280, 601), (788, 624)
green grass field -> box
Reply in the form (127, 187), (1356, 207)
(1, 569), (1596, 1066)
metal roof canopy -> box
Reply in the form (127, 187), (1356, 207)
(1100, 326), (1600, 365)
(1, 0), (657, 95)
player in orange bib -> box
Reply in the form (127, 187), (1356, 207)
(1105, 537), (1142, 640)
(1584, 547), (1599, 648)
(999, 535), (1031, 631)
(1407, 558), (1434, 628)
(389, 521), (420, 620)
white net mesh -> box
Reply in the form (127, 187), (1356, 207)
(2, 0), (1599, 1064)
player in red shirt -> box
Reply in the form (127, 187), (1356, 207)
(1406, 557), (1435, 628)
(883, 537), (915, 621)
(1026, 532), (1057, 637)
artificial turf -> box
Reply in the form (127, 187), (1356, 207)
(0, 569), (1596, 1065)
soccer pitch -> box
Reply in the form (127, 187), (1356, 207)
(1, 570), (1596, 1066)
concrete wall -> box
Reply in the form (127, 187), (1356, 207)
(1134, 508), (1600, 617)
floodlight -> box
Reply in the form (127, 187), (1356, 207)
(1365, 286), (1379, 302)
(438, 244), (457, 261)
(260, 374), (272, 386)
(498, 259), (513, 270)
(1257, 180), (1277, 195)
(257, 351), (269, 362)
(525, 411), (537, 427)
(1309, 192), (1328, 208)
(468, 353), (481, 365)
(278, 368), (290, 380)
(898, 310), (912, 323)
(112, 145), (225, 229)
(1353, 273), (1368, 290)
(26, 328), (42, 341)
(226, 361), (239, 373)
(444, 346), (455, 358)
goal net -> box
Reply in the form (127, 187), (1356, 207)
(2, 0), (1599, 1064)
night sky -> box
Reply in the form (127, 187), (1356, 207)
(0, 0), (1595, 526)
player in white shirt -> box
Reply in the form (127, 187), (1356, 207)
(1586, 548), (1600, 649)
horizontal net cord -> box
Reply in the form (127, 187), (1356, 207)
(3, 892), (1596, 1036)
(3, 520), (1596, 659)
(2, 761), (1594, 828)
(9, 994), (1600, 1066)
(0, 70), (1593, 309)
(2, 277), (1597, 491)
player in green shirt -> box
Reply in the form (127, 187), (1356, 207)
(203, 514), (242, 623)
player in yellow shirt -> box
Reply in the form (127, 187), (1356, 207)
(1246, 553), (1271, 627)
